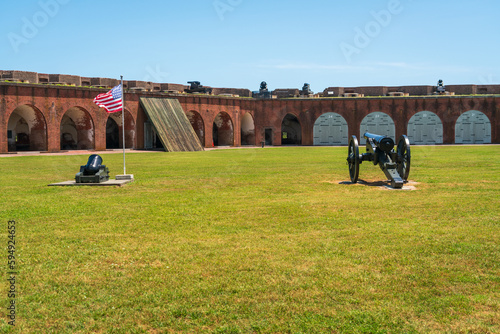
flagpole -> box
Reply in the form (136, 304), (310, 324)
(121, 75), (126, 175)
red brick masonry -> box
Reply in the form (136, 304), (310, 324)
(0, 82), (497, 153)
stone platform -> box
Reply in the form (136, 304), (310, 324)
(49, 179), (133, 187)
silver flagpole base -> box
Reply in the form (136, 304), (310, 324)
(116, 174), (134, 181)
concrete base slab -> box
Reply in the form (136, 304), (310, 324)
(116, 174), (134, 180)
(380, 182), (418, 191)
(48, 179), (133, 187)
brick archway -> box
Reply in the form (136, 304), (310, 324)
(281, 113), (302, 145)
(313, 112), (348, 146)
(455, 110), (491, 144)
(360, 112), (395, 144)
(60, 107), (95, 150)
(241, 112), (255, 146)
(407, 111), (443, 145)
(106, 109), (136, 149)
(186, 110), (205, 147)
(7, 104), (47, 152)
(213, 112), (234, 146)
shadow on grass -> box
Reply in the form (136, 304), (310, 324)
(339, 179), (418, 190)
(339, 179), (389, 187)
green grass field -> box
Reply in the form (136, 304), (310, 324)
(1, 146), (499, 333)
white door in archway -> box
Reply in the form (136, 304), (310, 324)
(455, 110), (491, 144)
(313, 112), (348, 146)
(360, 112), (395, 144)
(407, 111), (443, 145)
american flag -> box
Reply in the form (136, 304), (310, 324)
(93, 84), (123, 113)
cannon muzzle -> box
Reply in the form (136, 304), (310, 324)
(75, 154), (110, 183)
(84, 154), (103, 175)
(364, 132), (394, 152)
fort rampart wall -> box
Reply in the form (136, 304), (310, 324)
(1, 81), (497, 153)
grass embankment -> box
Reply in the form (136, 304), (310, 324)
(0, 146), (499, 333)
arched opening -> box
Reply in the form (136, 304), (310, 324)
(107, 110), (136, 149)
(186, 110), (205, 146)
(123, 110), (136, 149)
(281, 114), (302, 145)
(7, 105), (47, 152)
(407, 111), (443, 145)
(313, 112), (348, 146)
(241, 112), (255, 146)
(60, 107), (95, 150)
(360, 112), (395, 144)
(455, 110), (491, 144)
(213, 112), (233, 146)
(144, 117), (164, 150)
(106, 117), (120, 149)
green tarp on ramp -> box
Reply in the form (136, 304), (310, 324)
(140, 97), (204, 152)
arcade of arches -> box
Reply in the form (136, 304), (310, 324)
(3, 101), (495, 153)
(6, 106), (137, 152)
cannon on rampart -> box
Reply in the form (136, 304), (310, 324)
(346, 132), (411, 188)
(301, 83), (313, 96)
(185, 81), (212, 94)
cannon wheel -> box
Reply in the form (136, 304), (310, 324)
(347, 135), (360, 184)
(397, 135), (411, 181)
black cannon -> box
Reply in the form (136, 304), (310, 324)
(260, 81), (269, 92)
(436, 79), (446, 93)
(301, 83), (313, 96)
(252, 81), (272, 99)
(346, 132), (411, 189)
(75, 154), (110, 183)
(185, 81), (212, 94)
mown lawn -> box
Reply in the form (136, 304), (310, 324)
(0, 146), (499, 333)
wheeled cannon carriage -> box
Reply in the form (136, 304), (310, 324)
(346, 132), (411, 189)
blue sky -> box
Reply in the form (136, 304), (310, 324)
(2, 0), (499, 92)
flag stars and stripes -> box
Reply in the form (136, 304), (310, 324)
(93, 84), (123, 113)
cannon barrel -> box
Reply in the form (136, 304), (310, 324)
(75, 154), (110, 183)
(363, 132), (394, 152)
(84, 154), (103, 175)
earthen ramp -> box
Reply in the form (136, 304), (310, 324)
(139, 97), (204, 152)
